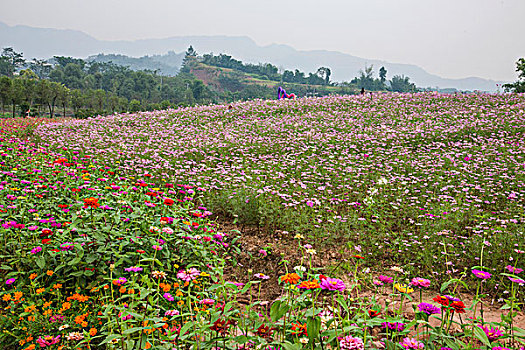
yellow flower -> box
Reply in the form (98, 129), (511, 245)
(394, 283), (414, 294)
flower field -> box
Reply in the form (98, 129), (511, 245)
(1, 93), (524, 349)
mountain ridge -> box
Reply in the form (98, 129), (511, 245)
(0, 22), (505, 91)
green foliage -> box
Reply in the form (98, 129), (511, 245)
(503, 58), (525, 93)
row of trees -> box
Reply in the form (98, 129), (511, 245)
(198, 50), (331, 86)
(0, 47), (217, 117)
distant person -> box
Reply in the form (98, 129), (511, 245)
(277, 86), (296, 100)
(360, 87), (365, 95)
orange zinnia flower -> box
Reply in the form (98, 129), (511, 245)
(280, 273), (300, 284)
(83, 197), (100, 209)
(89, 328), (97, 336)
(298, 280), (320, 289)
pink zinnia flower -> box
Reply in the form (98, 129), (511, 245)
(152, 245), (162, 251)
(411, 277), (430, 288)
(31, 246), (43, 254)
(320, 277), (346, 291)
(400, 337), (424, 349)
(339, 335), (364, 350)
(378, 275), (394, 284)
(506, 265), (523, 274)
(163, 293), (174, 301)
(472, 269), (491, 279)
(36, 335), (61, 347)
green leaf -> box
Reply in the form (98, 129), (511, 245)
(307, 316), (321, 342)
(270, 300), (290, 322)
(281, 342), (301, 350)
(473, 325), (491, 346)
(35, 256), (45, 269)
(179, 321), (194, 340)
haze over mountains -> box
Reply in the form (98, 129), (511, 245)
(0, 22), (505, 91)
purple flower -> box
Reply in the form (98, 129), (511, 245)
(163, 293), (174, 301)
(381, 322), (405, 332)
(320, 277), (346, 291)
(417, 302), (440, 315)
(472, 269), (492, 279)
(400, 337), (424, 349)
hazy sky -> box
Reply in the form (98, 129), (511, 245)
(1, 0), (524, 81)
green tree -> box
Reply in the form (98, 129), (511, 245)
(0, 76), (12, 114)
(316, 67), (331, 85)
(9, 78), (24, 117)
(0, 48), (25, 77)
(56, 85), (70, 117)
(503, 58), (525, 93)
(389, 75), (416, 92)
(379, 66), (387, 83)
(30, 59), (52, 79)
(70, 89), (84, 115)
(180, 46), (198, 73)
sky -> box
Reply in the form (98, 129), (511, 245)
(1, 0), (524, 81)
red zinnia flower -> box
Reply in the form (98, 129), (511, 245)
(450, 300), (466, 314)
(368, 310), (381, 318)
(433, 295), (449, 307)
(164, 198), (174, 206)
(42, 239), (52, 244)
(291, 322), (308, 336)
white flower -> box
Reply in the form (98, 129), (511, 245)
(306, 249), (317, 255)
(378, 177), (388, 185)
(294, 265), (306, 272)
(300, 337), (309, 344)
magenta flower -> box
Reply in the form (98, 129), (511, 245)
(508, 277), (525, 285)
(478, 325), (503, 341)
(152, 245), (162, 251)
(472, 269), (491, 279)
(400, 337), (424, 349)
(339, 335), (364, 350)
(320, 277), (346, 291)
(163, 293), (174, 301)
(5, 278), (15, 285)
(31, 246), (43, 254)
(506, 265), (523, 274)
(199, 298), (215, 305)
(36, 335), (61, 347)
(378, 275), (394, 284)
(254, 273), (270, 280)
(410, 277), (430, 288)
(124, 266), (143, 272)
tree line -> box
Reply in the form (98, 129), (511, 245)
(0, 47), (215, 118)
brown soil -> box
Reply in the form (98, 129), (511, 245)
(218, 219), (525, 328)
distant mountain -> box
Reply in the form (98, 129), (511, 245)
(88, 52), (183, 76)
(0, 22), (505, 91)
